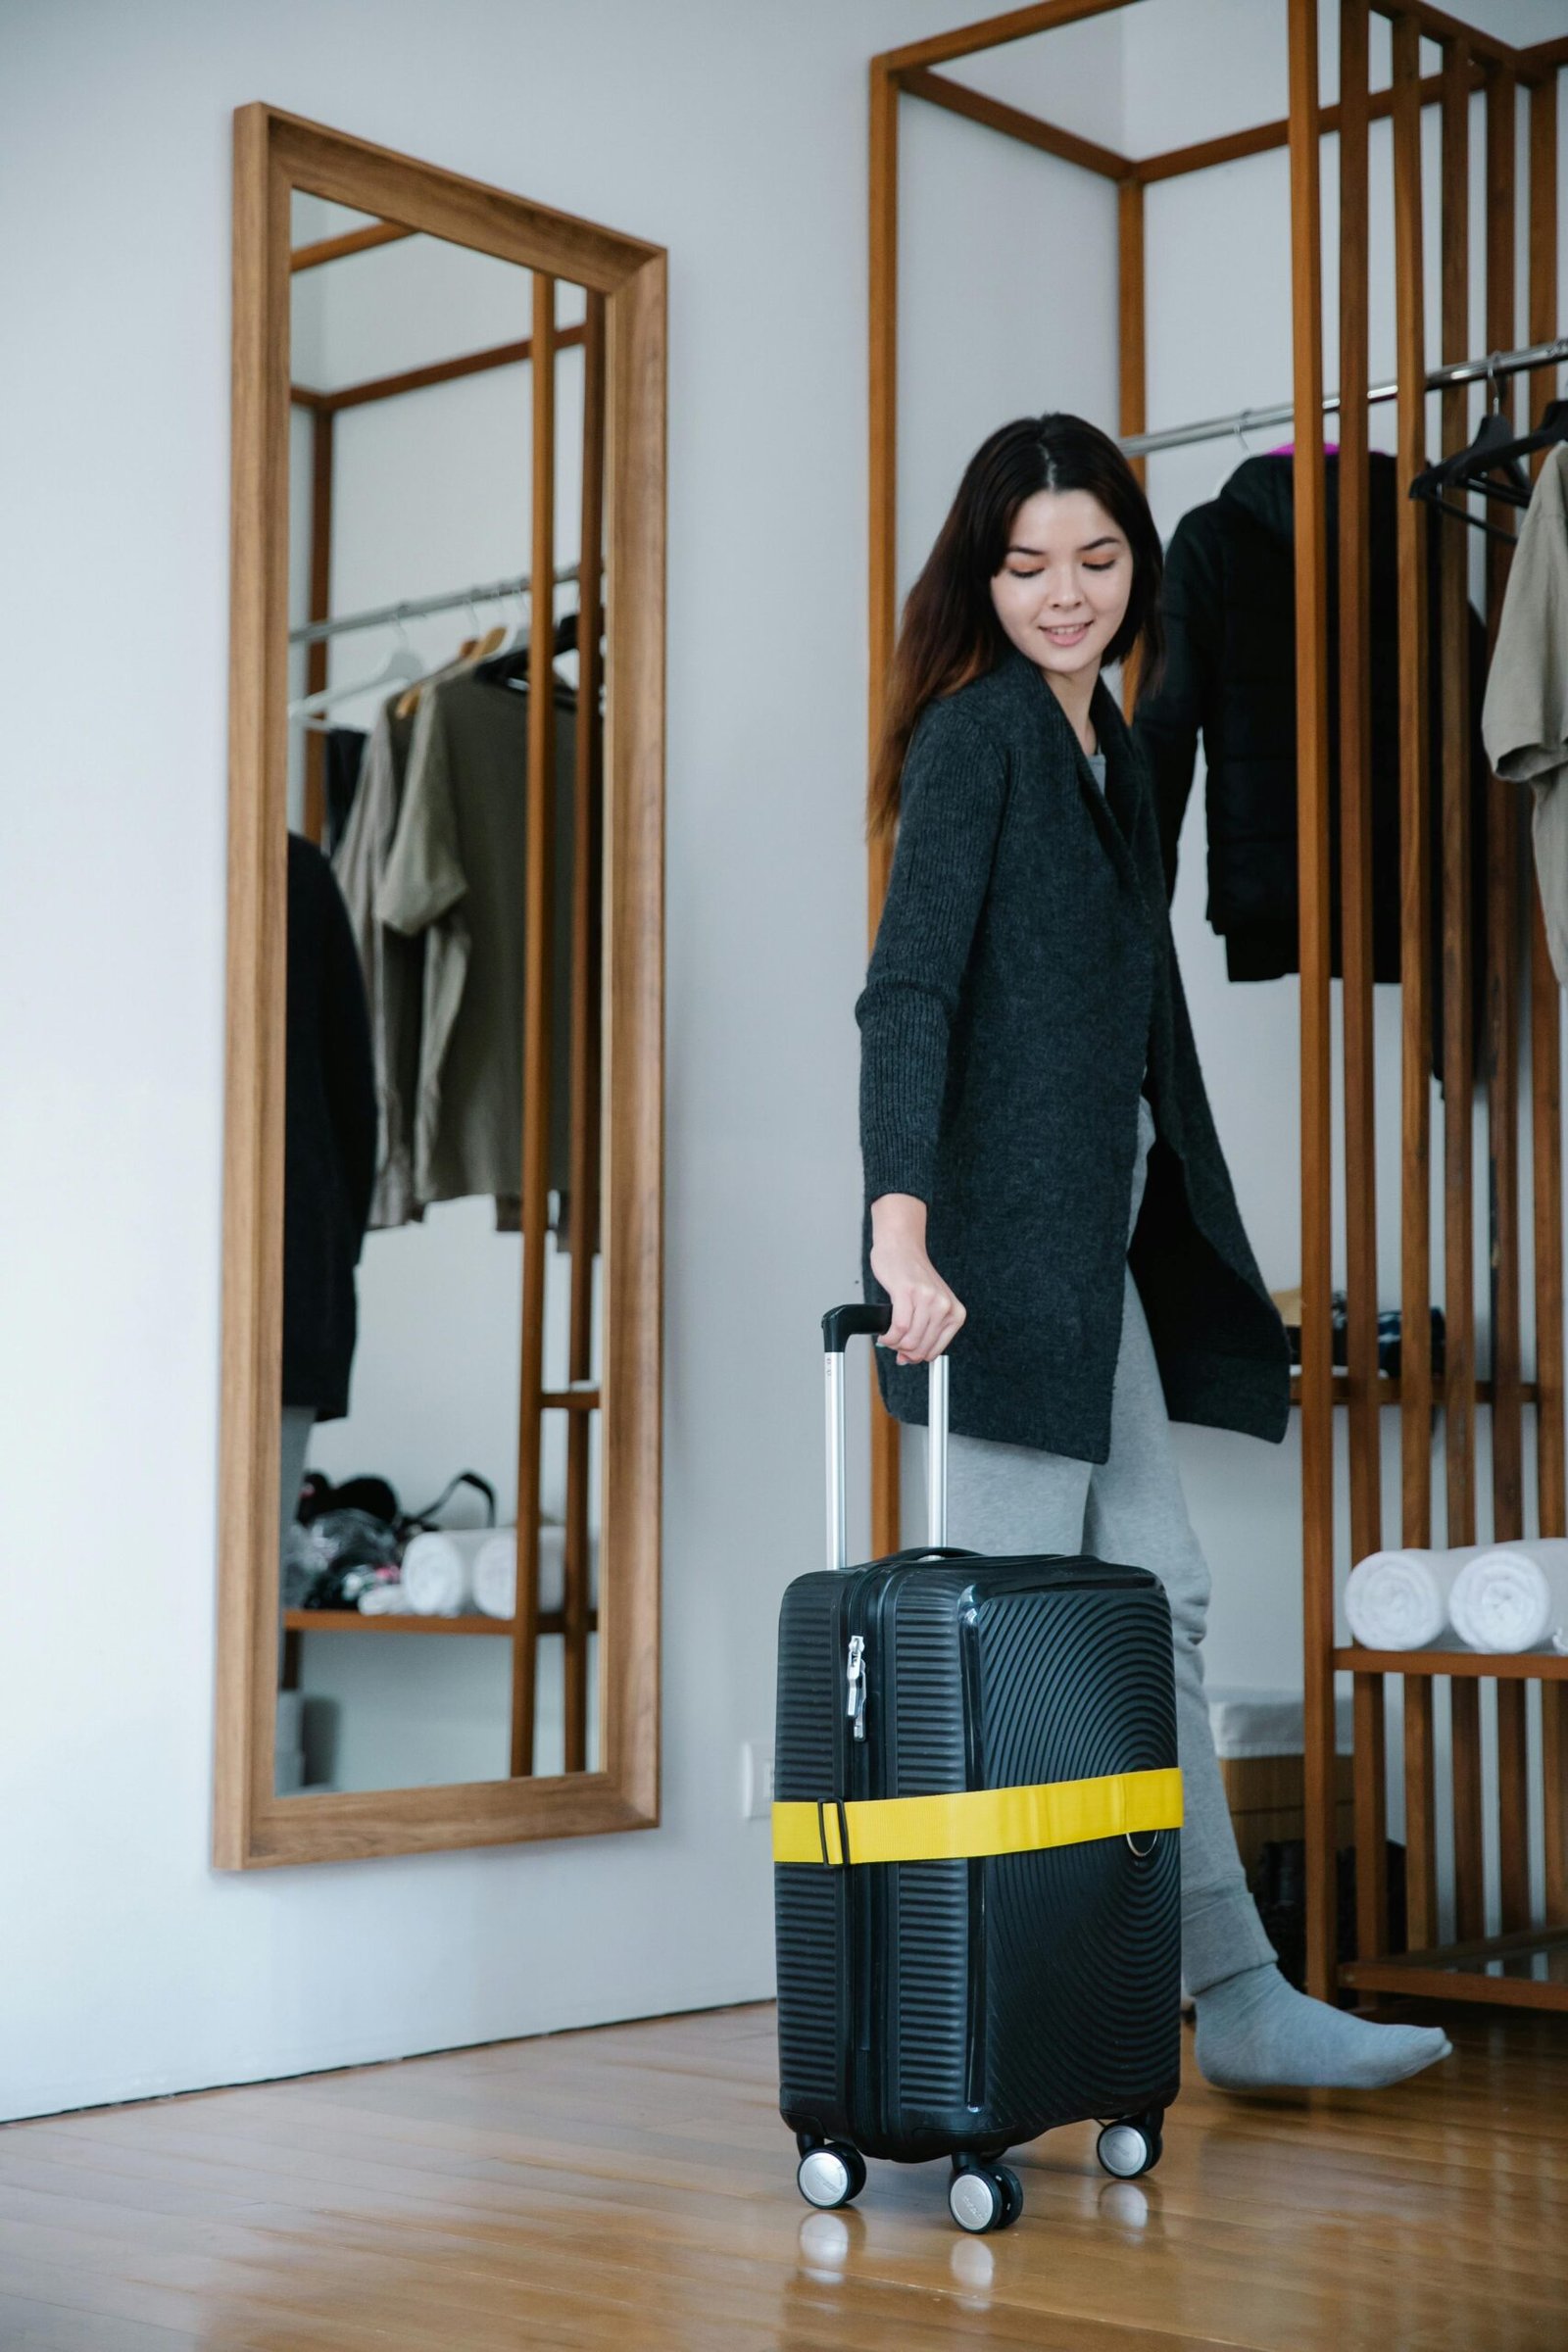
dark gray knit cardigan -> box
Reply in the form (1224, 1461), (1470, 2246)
(858, 645), (1290, 1461)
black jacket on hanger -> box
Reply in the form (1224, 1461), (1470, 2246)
(1133, 452), (1489, 1074)
(284, 834), (376, 1421)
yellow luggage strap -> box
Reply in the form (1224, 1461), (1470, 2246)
(771, 1766), (1182, 1867)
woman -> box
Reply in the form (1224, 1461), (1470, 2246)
(858, 413), (1449, 2092)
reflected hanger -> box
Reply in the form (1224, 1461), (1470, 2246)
(288, 615), (423, 727)
(395, 604), (508, 719)
(1211, 406), (1259, 497)
(1409, 358), (1568, 539)
(475, 608), (589, 694)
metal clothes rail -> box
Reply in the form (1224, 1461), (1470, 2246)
(1121, 332), (1568, 457)
(288, 560), (584, 648)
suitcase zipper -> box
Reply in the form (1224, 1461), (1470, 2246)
(846, 1634), (866, 1741)
(840, 1576), (883, 2147)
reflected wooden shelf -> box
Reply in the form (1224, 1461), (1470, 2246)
(1289, 1372), (1540, 1406)
(1342, 1925), (1568, 2012)
(542, 1388), (600, 1412)
(284, 1608), (596, 1638)
(1334, 1644), (1568, 1680)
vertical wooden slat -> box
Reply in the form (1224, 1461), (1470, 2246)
(598, 244), (666, 1827)
(1118, 173), (1147, 720)
(868, 60), (902, 1560)
(1486, 67), (1524, 1548)
(564, 290), (607, 1776)
(303, 409), (333, 845)
(1288, 0), (1338, 2004)
(1439, 35), (1485, 1947)
(511, 269), (558, 1779)
(1339, 0), (1387, 1968)
(1496, 1678), (1532, 1928)
(1393, 13), (1437, 1948)
(1529, 69), (1568, 1924)
(214, 106), (294, 1868)
(1483, 68), (1530, 1932)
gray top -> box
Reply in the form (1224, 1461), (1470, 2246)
(376, 670), (576, 1213)
(1087, 747), (1107, 793)
(1483, 443), (1568, 985)
(332, 693), (426, 1229)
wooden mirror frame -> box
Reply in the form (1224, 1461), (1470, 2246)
(214, 105), (664, 1868)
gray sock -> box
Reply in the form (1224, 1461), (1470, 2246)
(1195, 1961), (1453, 2091)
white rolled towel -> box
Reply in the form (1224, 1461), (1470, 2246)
(1345, 1546), (1475, 1649)
(1448, 1540), (1568, 1653)
(400, 1528), (492, 1616)
(474, 1525), (597, 1620)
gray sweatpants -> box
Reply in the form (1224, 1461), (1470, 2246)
(946, 1096), (1277, 1997)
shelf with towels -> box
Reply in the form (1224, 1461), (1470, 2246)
(1334, 1644), (1568, 1681)
(284, 1608), (598, 1638)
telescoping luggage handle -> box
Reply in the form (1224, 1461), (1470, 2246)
(821, 1303), (948, 1572)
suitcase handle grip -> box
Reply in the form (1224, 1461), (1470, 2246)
(821, 1302), (892, 1352)
(821, 1301), (949, 1572)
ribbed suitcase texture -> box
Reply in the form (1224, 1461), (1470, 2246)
(775, 1552), (1181, 2165)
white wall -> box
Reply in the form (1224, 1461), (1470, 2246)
(1, 0), (1560, 2123)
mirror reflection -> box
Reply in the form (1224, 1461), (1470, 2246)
(278, 194), (603, 1794)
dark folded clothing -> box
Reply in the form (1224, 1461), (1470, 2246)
(1281, 1294), (1446, 1377)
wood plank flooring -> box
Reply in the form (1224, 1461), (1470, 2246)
(2, 2000), (1566, 2350)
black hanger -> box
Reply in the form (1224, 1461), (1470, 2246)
(1410, 384), (1568, 540)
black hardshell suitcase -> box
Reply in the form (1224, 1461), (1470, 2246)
(773, 1304), (1184, 2233)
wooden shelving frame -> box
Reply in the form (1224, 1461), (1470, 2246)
(867, 2), (1568, 2010)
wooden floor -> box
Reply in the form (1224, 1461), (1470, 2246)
(4, 2001), (1568, 2351)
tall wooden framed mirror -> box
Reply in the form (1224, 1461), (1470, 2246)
(215, 106), (663, 1868)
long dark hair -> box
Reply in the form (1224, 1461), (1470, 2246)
(869, 413), (1164, 838)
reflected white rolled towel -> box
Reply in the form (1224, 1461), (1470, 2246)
(474, 1525), (596, 1620)
(358, 1580), (413, 1616)
(1345, 1546), (1474, 1649)
(1448, 1540), (1568, 1653)
(400, 1528), (491, 1616)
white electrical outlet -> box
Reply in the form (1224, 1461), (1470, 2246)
(742, 1742), (774, 1821)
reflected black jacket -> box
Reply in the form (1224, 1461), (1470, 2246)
(858, 648), (1290, 1463)
(1132, 452), (1489, 1066)
(284, 835), (376, 1421)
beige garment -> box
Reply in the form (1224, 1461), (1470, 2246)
(1482, 443), (1568, 983)
(331, 695), (426, 1228)
(375, 670), (577, 1215)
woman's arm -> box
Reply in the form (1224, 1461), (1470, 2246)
(857, 702), (1006, 1363)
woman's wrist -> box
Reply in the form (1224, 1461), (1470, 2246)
(871, 1192), (927, 1245)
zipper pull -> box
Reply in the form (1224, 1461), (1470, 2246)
(846, 1634), (866, 1742)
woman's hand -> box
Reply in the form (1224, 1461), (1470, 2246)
(869, 1195), (966, 1365)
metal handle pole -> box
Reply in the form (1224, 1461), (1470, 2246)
(825, 1348), (847, 1573)
(926, 1354), (949, 1547)
(821, 1306), (949, 1571)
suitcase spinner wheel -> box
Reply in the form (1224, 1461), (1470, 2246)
(795, 2137), (866, 2209)
(948, 2159), (1024, 2233)
(1096, 2110), (1164, 2179)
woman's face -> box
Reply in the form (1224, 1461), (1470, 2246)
(989, 488), (1133, 684)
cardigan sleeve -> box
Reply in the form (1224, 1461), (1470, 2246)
(1132, 510), (1218, 905)
(856, 701), (1007, 1205)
